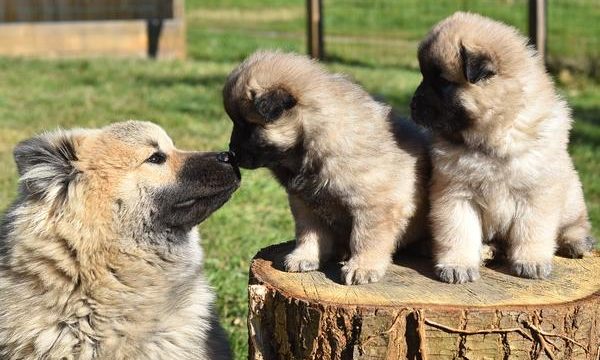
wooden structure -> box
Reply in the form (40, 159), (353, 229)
(249, 242), (600, 359)
(528, 0), (547, 61)
(306, 0), (323, 60)
(0, 0), (185, 59)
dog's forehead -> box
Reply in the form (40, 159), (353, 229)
(238, 51), (316, 92)
(103, 121), (173, 149)
(419, 38), (461, 77)
(419, 21), (473, 79)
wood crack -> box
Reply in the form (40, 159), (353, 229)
(421, 312), (590, 358)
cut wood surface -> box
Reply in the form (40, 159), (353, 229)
(248, 241), (600, 359)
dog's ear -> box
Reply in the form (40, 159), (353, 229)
(14, 131), (80, 202)
(254, 88), (297, 122)
(460, 44), (496, 83)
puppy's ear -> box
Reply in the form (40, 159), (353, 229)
(460, 44), (496, 83)
(14, 131), (80, 202)
(254, 88), (297, 122)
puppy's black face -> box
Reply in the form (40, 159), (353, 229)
(411, 44), (496, 139)
(228, 120), (287, 170)
(411, 66), (470, 137)
(224, 86), (299, 170)
(154, 151), (240, 231)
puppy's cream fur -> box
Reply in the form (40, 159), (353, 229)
(224, 51), (430, 284)
(412, 13), (594, 283)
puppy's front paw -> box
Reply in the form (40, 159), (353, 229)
(511, 261), (552, 279)
(435, 264), (480, 284)
(284, 251), (319, 273)
(341, 260), (386, 285)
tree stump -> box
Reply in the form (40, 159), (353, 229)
(248, 242), (600, 360)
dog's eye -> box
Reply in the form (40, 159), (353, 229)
(146, 151), (167, 165)
(437, 76), (455, 94)
(438, 76), (453, 87)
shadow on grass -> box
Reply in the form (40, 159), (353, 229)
(325, 53), (418, 72)
(134, 73), (228, 89)
(571, 105), (600, 148)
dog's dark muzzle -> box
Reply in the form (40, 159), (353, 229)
(217, 151), (241, 179)
(154, 151), (241, 230)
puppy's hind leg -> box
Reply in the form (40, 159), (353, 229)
(558, 222), (596, 258)
(432, 196), (482, 284)
(557, 183), (596, 258)
(284, 195), (334, 273)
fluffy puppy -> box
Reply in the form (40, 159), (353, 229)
(411, 12), (595, 283)
(0, 121), (238, 359)
(223, 51), (429, 285)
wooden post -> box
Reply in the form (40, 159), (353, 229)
(306, 0), (323, 60)
(249, 242), (600, 359)
(528, 0), (547, 62)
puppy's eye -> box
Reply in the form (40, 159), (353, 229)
(146, 151), (167, 165)
(437, 76), (455, 94)
(438, 76), (453, 87)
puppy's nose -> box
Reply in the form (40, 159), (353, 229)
(216, 151), (236, 164)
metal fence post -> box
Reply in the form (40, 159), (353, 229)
(307, 0), (323, 60)
(528, 0), (547, 62)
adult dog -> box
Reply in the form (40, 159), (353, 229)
(0, 121), (238, 359)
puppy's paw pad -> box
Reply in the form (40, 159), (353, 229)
(435, 265), (480, 284)
(511, 261), (552, 279)
(341, 263), (384, 285)
(284, 253), (319, 273)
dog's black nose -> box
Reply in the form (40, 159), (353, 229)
(217, 151), (236, 164)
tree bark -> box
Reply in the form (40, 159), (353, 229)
(248, 242), (600, 360)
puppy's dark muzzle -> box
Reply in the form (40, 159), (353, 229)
(410, 85), (429, 127)
(227, 145), (259, 170)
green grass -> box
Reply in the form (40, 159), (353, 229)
(186, 0), (599, 73)
(0, 1), (598, 359)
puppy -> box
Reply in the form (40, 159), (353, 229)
(411, 12), (595, 283)
(0, 121), (238, 359)
(223, 51), (429, 285)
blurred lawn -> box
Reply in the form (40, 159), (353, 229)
(186, 0), (600, 73)
(0, 1), (598, 359)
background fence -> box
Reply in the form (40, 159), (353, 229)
(322, 0), (598, 77)
(0, 0), (173, 21)
(186, 0), (598, 78)
(546, 0), (599, 77)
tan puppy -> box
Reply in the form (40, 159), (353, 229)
(224, 51), (429, 285)
(411, 12), (595, 283)
(0, 121), (238, 359)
